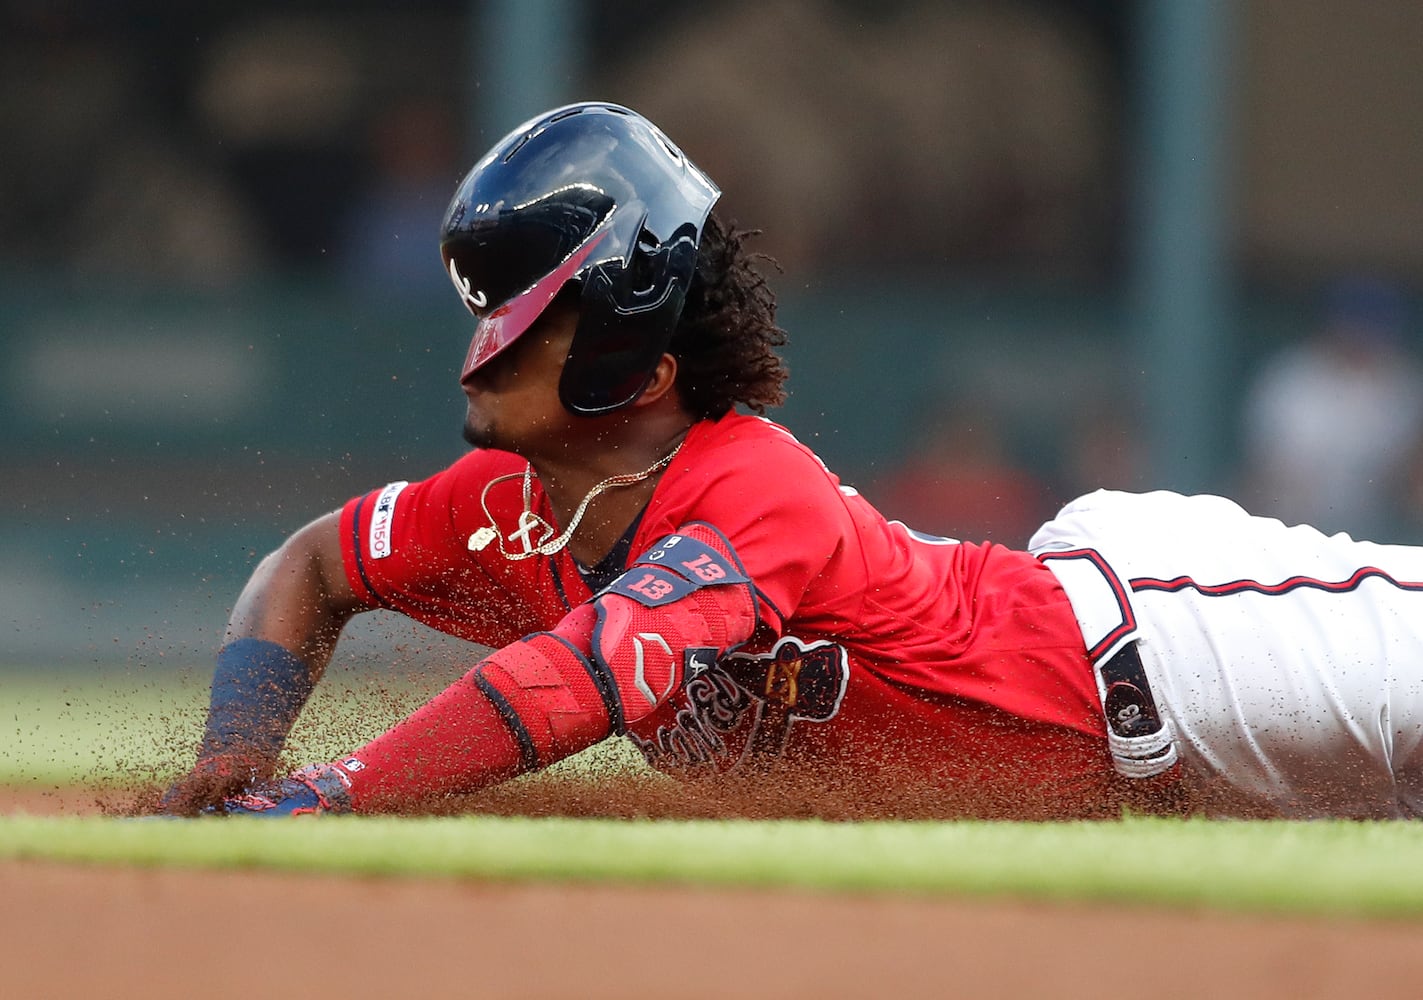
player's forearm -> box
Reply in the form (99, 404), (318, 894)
(201, 514), (359, 761)
(335, 604), (612, 810)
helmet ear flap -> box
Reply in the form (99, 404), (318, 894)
(560, 224), (699, 415)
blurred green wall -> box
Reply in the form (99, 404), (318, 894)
(3, 276), (1314, 667)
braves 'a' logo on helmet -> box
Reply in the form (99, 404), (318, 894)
(447, 258), (487, 312)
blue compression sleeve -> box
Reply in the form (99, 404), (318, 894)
(199, 638), (316, 760)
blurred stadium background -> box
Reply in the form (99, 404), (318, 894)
(3, 1), (1422, 668)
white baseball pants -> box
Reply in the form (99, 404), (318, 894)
(1031, 489), (1423, 819)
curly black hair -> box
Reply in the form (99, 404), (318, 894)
(669, 214), (790, 419)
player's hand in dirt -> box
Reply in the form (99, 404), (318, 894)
(157, 751), (279, 816)
(216, 763), (355, 817)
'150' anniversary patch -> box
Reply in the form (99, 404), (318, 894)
(367, 480), (409, 560)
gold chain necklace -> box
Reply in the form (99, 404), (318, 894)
(469, 441), (683, 560)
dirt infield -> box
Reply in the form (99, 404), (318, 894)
(6, 860), (1423, 999)
(4, 788), (1423, 999)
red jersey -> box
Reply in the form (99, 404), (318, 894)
(340, 412), (1116, 813)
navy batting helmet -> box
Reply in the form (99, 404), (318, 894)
(440, 102), (721, 415)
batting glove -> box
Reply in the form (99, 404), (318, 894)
(215, 763), (355, 817)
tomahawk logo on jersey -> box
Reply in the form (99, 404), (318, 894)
(628, 636), (850, 772)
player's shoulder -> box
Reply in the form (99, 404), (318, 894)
(660, 412), (849, 525)
(685, 411), (831, 472)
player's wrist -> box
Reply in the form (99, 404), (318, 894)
(200, 638), (316, 761)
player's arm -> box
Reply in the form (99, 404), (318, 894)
(218, 523), (759, 815)
(161, 510), (363, 814)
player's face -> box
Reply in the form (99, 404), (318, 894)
(461, 297), (579, 454)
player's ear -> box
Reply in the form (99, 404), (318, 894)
(631, 352), (679, 408)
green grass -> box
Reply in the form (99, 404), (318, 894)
(6, 668), (1423, 919)
(3, 813), (1423, 918)
(2, 672), (205, 785)
(0, 665), (457, 785)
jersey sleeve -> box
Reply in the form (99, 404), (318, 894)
(337, 450), (555, 647)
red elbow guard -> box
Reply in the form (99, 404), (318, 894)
(589, 523), (759, 727)
(474, 606), (614, 772)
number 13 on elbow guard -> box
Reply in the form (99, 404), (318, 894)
(611, 534), (748, 606)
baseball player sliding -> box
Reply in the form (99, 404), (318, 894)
(162, 102), (1423, 821)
